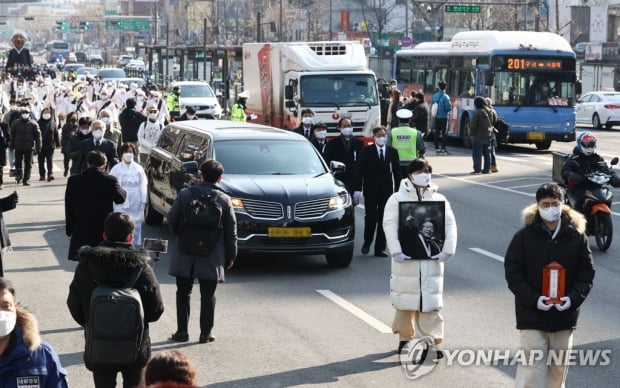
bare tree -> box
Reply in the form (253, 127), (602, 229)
(352, 0), (398, 46)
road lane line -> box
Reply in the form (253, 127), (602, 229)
(316, 289), (392, 334)
(506, 183), (550, 189)
(469, 247), (505, 263)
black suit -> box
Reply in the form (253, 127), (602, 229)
(324, 135), (364, 194)
(65, 168), (127, 260)
(356, 144), (401, 254)
(311, 138), (328, 160)
(293, 124), (314, 140)
(78, 138), (119, 172)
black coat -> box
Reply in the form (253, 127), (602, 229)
(65, 168), (127, 260)
(504, 204), (594, 332)
(324, 135), (364, 193)
(60, 122), (77, 154)
(77, 138), (119, 172)
(311, 138), (328, 160)
(67, 241), (164, 371)
(355, 144), (401, 196)
(293, 124), (314, 140)
(68, 132), (92, 175)
(561, 147), (620, 188)
(37, 118), (60, 151)
(118, 107), (146, 143)
(0, 122), (10, 166)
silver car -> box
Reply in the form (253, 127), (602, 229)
(172, 81), (223, 119)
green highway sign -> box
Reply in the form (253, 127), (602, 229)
(106, 19), (150, 31)
(445, 5), (481, 13)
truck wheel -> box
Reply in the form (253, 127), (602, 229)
(144, 196), (164, 225)
(535, 140), (551, 150)
(325, 247), (353, 268)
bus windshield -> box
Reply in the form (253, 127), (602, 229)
(299, 74), (378, 107)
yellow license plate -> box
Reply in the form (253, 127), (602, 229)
(268, 227), (311, 238)
(527, 132), (545, 141)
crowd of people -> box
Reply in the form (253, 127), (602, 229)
(0, 31), (613, 387)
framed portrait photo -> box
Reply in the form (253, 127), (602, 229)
(398, 201), (445, 260)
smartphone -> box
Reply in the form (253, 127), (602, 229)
(143, 238), (168, 253)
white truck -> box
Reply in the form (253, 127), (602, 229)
(242, 41), (381, 140)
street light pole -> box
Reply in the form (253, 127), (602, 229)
(279, 0), (282, 42)
(405, 1), (408, 38)
(329, 0), (332, 40)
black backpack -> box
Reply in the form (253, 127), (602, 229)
(177, 186), (223, 256)
(85, 267), (144, 365)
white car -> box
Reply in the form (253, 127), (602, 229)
(576, 91), (620, 130)
(172, 81), (223, 119)
(125, 59), (145, 72)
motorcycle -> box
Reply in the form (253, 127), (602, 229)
(565, 157), (619, 251)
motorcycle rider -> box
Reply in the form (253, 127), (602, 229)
(561, 131), (620, 213)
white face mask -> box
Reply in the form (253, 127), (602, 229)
(315, 130), (327, 140)
(539, 205), (562, 222)
(92, 130), (103, 139)
(122, 153), (134, 163)
(302, 117), (314, 125)
(21, 113), (30, 120)
(100, 94), (109, 100)
(80, 129), (90, 135)
(148, 113), (158, 120)
(0, 310), (16, 337)
(341, 127), (353, 136)
(375, 136), (387, 146)
(42, 113), (51, 120)
(410, 172), (431, 187)
(101, 117), (110, 124)
(186, 114), (195, 120)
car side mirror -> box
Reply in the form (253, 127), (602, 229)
(182, 160), (199, 174)
(330, 160), (346, 174)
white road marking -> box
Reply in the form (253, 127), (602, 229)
(436, 173), (535, 197)
(506, 183), (551, 189)
(469, 247), (505, 263)
(316, 289), (392, 334)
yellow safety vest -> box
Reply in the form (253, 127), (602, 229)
(230, 103), (246, 122)
(390, 125), (419, 161)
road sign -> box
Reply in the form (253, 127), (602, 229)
(106, 18), (150, 31)
(401, 36), (413, 47)
(445, 5), (481, 13)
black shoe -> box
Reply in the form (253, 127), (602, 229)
(170, 332), (189, 342)
(398, 340), (409, 353)
(374, 251), (388, 257)
(22, 181), (30, 186)
(199, 334), (215, 344)
(361, 242), (370, 255)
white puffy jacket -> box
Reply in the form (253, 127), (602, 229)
(383, 178), (457, 311)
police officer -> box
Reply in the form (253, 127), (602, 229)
(230, 91), (256, 122)
(388, 109), (426, 176)
(166, 86), (181, 121)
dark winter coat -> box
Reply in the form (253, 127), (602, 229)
(60, 122), (77, 154)
(168, 182), (237, 280)
(67, 241), (164, 371)
(0, 307), (68, 387)
(504, 204), (594, 332)
(77, 138), (119, 172)
(0, 122), (10, 166)
(68, 132), (92, 175)
(0, 193), (18, 265)
(65, 168), (126, 260)
(37, 118), (60, 151)
(561, 147), (620, 187)
(9, 118), (41, 152)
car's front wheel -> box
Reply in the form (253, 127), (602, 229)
(325, 246), (354, 268)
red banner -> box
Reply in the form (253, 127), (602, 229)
(341, 11), (349, 31)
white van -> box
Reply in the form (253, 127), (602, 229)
(172, 81), (223, 119)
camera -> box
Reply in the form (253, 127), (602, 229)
(143, 238), (168, 253)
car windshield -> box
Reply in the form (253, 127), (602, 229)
(180, 84), (215, 98)
(99, 69), (127, 78)
(214, 139), (326, 175)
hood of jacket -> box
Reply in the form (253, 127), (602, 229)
(77, 241), (148, 284)
(15, 306), (40, 352)
(521, 203), (586, 235)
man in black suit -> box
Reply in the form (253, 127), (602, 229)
(77, 119), (119, 172)
(355, 126), (401, 257)
(310, 122), (329, 159)
(118, 98), (146, 151)
(293, 109), (315, 140)
(324, 118), (364, 195)
(65, 151), (126, 261)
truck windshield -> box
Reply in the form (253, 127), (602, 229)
(300, 74), (378, 107)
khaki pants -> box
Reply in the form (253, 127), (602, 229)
(515, 329), (573, 388)
(392, 309), (444, 344)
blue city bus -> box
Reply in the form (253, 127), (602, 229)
(46, 40), (71, 63)
(393, 31), (578, 150)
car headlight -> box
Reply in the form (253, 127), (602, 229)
(328, 192), (351, 210)
(231, 197), (246, 213)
